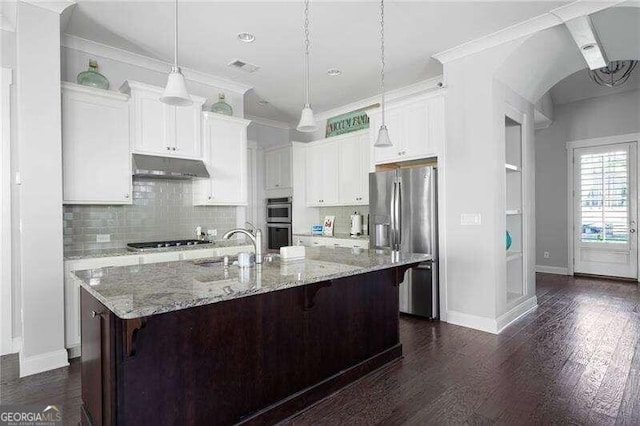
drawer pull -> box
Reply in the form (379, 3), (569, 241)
(90, 310), (103, 319)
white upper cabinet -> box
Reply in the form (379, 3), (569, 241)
(338, 131), (370, 205)
(305, 131), (368, 207)
(265, 146), (292, 191)
(305, 140), (339, 207)
(194, 112), (251, 206)
(62, 83), (132, 205)
(121, 81), (205, 159)
(370, 93), (445, 165)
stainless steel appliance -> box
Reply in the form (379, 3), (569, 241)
(127, 239), (208, 252)
(266, 197), (292, 250)
(266, 197), (292, 223)
(132, 154), (209, 179)
(369, 166), (438, 319)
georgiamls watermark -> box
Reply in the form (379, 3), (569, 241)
(0, 405), (62, 426)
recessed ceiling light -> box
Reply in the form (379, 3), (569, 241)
(327, 68), (342, 76)
(237, 32), (255, 43)
(581, 43), (596, 51)
(257, 100), (269, 106)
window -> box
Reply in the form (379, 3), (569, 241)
(580, 150), (628, 243)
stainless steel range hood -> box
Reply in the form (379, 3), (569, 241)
(132, 154), (209, 180)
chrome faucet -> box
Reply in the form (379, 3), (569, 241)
(222, 227), (263, 264)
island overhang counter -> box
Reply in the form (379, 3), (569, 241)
(74, 247), (430, 425)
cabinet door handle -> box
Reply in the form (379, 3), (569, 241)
(124, 194), (130, 199)
(167, 146), (171, 150)
(208, 195), (212, 200)
(91, 310), (103, 318)
(172, 147), (176, 151)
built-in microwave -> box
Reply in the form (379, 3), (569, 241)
(266, 197), (292, 223)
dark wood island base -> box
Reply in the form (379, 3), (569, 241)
(81, 265), (414, 425)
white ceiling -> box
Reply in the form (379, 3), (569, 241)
(62, 1), (572, 125)
(550, 66), (640, 105)
(549, 6), (640, 105)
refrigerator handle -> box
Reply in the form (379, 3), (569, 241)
(396, 180), (402, 249)
(390, 181), (396, 249)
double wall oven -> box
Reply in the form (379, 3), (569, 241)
(266, 197), (292, 250)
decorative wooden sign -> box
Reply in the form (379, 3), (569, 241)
(325, 110), (370, 138)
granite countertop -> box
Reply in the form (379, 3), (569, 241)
(64, 239), (251, 261)
(73, 246), (430, 320)
(293, 232), (370, 241)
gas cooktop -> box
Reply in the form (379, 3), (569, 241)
(126, 239), (209, 252)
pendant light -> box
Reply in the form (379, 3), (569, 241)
(160, 0), (193, 107)
(374, 0), (392, 147)
(296, 0), (318, 133)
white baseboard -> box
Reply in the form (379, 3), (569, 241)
(67, 344), (81, 359)
(445, 310), (500, 334)
(446, 296), (538, 335)
(535, 265), (569, 275)
(0, 337), (22, 356)
(496, 296), (538, 333)
(19, 348), (69, 378)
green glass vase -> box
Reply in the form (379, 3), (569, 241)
(77, 60), (109, 90)
(209, 93), (233, 116)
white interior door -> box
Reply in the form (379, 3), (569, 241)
(573, 142), (638, 278)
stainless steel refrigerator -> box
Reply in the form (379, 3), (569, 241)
(369, 166), (438, 319)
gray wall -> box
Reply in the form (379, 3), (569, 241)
(535, 89), (640, 268)
(63, 178), (237, 254)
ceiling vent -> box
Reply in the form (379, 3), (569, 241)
(228, 59), (260, 73)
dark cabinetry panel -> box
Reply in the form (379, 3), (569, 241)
(81, 266), (409, 425)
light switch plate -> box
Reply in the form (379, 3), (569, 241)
(460, 213), (482, 226)
(96, 234), (111, 243)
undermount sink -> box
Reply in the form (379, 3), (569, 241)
(193, 256), (239, 268)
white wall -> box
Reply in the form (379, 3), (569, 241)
(535, 89), (640, 269)
(16, 2), (68, 376)
(248, 122), (290, 149)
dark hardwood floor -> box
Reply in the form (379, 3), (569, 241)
(2, 273), (639, 425)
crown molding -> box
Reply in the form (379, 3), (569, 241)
(23, 0), (75, 15)
(245, 115), (292, 130)
(433, 0), (625, 65)
(61, 34), (252, 95)
(315, 76), (444, 122)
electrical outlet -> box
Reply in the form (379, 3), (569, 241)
(207, 229), (217, 237)
(460, 213), (482, 226)
(97, 234), (111, 243)
(543, 251), (550, 259)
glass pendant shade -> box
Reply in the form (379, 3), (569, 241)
(160, 66), (193, 107)
(297, 105), (318, 133)
(375, 125), (392, 147)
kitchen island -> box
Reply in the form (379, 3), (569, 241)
(74, 247), (430, 425)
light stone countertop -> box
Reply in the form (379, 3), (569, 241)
(293, 232), (370, 241)
(64, 239), (250, 261)
(73, 246), (430, 319)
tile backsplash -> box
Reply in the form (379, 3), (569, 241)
(63, 178), (238, 254)
(318, 206), (370, 235)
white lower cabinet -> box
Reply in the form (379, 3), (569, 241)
(64, 254), (142, 357)
(63, 245), (253, 358)
(62, 83), (132, 204)
(194, 113), (251, 205)
(294, 235), (369, 249)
